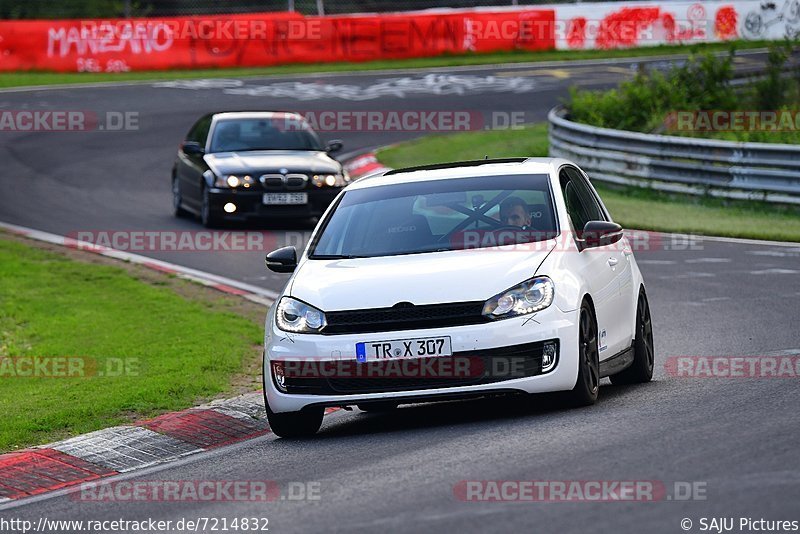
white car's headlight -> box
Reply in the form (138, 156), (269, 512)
(276, 297), (327, 333)
(482, 277), (554, 319)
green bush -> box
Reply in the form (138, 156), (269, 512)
(567, 41), (800, 143)
(569, 48), (738, 133)
(753, 43), (791, 110)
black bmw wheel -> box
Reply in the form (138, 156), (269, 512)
(172, 176), (189, 218)
(610, 289), (654, 385)
(565, 301), (600, 406)
(200, 184), (221, 228)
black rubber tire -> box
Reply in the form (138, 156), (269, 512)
(200, 183), (222, 228)
(564, 301), (600, 407)
(172, 176), (190, 218)
(260, 352), (322, 438)
(610, 289), (655, 385)
(357, 402), (399, 413)
(265, 404), (324, 438)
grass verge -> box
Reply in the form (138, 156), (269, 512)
(378, 123), (800, 242)
(0, 41), (770, 89)
(0, 233), (265, 452)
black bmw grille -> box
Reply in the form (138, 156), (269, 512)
(323, 301), (488, 335)
(259, 173), (308, 190)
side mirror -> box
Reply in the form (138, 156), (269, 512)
(580, 221), (623, 250)
(182, 141), (205, 156)
(265, 246), (297, 273)
(325, 140), (343, 154)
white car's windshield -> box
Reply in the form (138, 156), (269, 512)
(310, 174), (557, 259)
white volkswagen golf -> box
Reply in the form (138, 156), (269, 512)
(262, 158), (654, 437)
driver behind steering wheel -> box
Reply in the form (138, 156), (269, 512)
(498, 196), (532, 229)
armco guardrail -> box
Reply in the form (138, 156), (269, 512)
(548, 106), (800, 205)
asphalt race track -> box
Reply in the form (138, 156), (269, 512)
(1, 51), (799, 533)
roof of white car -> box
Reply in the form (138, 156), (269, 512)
(348, 157), (566, 190)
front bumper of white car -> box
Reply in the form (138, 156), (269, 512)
(263, 303), (580, 413)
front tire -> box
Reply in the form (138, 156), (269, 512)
(266, 404), (324, 438)
(200, 183), (222, 228)
(610, 289), (654, 385)
(564, 301), (600, 407)
(172, 176), (189, 218)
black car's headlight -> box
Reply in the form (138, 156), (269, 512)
(311, 171), (350, 187)
(213, 174), (256, 188)
(276, 297), (326, 333)
(482, 277), (554, 319)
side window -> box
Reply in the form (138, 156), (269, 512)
(559, 167), (604, 232)
(559, 169), (589, 231)
(559, 167), (606, 232)
(566, 168), (607, 222)
(186, 116), (212, 146)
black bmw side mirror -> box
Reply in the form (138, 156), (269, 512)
(265, 246), (298, 273)
(325, 140), (344, 153)
(182, 141), (205, 155)
(580, 221), (623, 250)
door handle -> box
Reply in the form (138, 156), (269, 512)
(607, 257), (619, 267)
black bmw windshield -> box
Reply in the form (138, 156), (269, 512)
(210, 118), (323, 152)
(309, 174), (558, 259)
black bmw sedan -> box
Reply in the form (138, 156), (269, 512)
(172, 111), (349, 227)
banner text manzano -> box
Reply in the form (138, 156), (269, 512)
(0, 10), (554, 72)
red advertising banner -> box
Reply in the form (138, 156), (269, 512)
(0, 10), (555, 73)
